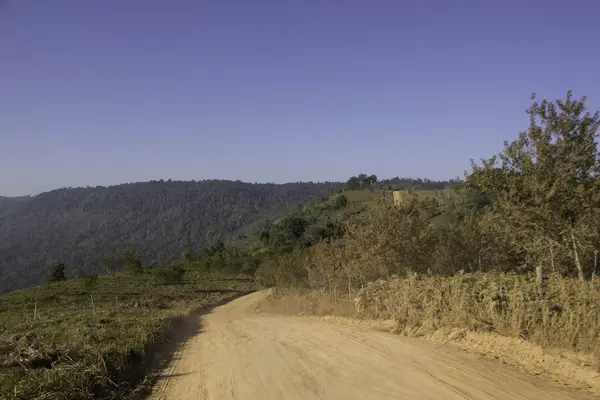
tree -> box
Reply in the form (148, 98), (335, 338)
(100, 256), (119, 276)
(155, 263), (185, 284)
(180, 250), (195, 265)
(120, 250), (143, 275)
(259, 230), (270, 246)
(366, 175), (378, 186)
(348, 173), (378, 188)
(47, 262), (67, 283)
(241, 255), (261, 276)
(83, 273), (99, 291)
(357, 173), (368, 185)
(210, 240), (226, 257)
(471, 91), (600, 279)
(346, 176), (361, 190)
(333, 194), (348, 209)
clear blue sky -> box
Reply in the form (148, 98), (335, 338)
(1, 0), (599, 196)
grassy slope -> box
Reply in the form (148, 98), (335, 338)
(310, 188), (455, 225)
(343, 187), (455, 206)
(0, 270), (255, 400)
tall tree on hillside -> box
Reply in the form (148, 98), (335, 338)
(180, 250), (195, 265)
(471, 91), (600, 279)
(365, 175), (378, 186)
(100, 256), (119, 276)
(333, 194), (348, 209)
(120, 250), (143, 275)
(346, 176), (361, 190)
(210, 240), (226, 257)
(357, 173), (368, 187)
(47, 262), (67, 283)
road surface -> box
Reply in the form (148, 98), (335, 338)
(149, 291), (593, 400)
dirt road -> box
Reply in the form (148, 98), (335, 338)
(149, 291), (594, 400)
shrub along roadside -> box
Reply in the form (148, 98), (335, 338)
(261, 272), (600, 365)
(353, 273), (600, 359)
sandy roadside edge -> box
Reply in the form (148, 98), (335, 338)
(257, 293), (600, 397)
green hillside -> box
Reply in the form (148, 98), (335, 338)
(0, 177), (459, 294)
(0, 196), (30, 216)
(259, 187), (459, 246)
(253, 92), (600, 290)
(0, 180), (343, 293)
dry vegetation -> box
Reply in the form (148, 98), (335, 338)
(258, 93), (600, 379)
(354, 273), (600, 358)
(262, 273), (600, 366)
(0, 271), (255, 400)
(260, 276), (600, 394)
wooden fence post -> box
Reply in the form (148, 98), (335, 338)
(90, 295), (96, 314)
(536, 266), (544, 299)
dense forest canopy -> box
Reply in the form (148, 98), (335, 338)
(0, 180), (343, 293)
(0, 176), (454, 293)
(0, 196), (31, 216)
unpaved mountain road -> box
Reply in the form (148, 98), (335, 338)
(149, 291), (594, 400)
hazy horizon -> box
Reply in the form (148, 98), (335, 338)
(2, 1), (599, 196)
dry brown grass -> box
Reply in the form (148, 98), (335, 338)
(263, 272), (600, 368)
(257, 288), (356, 317)
(260, 272), (600, 393)
(353, 272), (600, 360)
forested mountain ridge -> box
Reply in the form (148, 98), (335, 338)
(0, 179), (343, 293)
(0, 196), (30, 216)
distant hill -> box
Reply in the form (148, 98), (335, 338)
(0, 180), (342, 293)
(0, 195), (31, 216)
